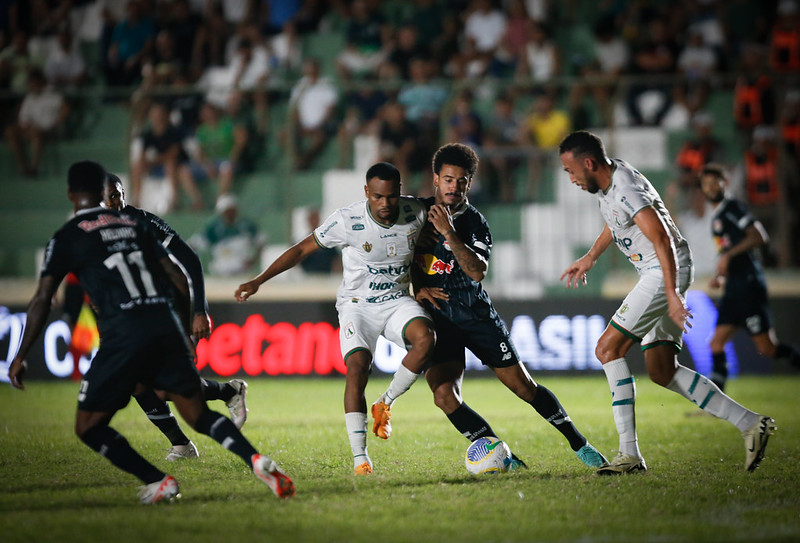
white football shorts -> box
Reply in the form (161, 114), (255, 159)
(610, 263), (694, 349)
(336, 294), (431, 362)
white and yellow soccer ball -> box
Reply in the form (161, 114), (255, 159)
(465, 437), (512, 475)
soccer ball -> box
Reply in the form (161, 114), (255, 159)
(464, 437), (512, 475)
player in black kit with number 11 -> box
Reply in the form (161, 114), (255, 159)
(9, 161), (294, 503)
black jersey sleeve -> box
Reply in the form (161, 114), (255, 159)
(165, 234), (209, 315)
(40, 232), (72, 285)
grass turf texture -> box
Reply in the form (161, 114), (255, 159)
(1, 375), (798, 543)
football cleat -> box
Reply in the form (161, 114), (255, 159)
(596, 452), (647, 475)
(576, 443), (608, 468)
(138, 475), (180, 504)
(226, 379), (249, 429)
(508, 453), (528, 471)
(165, 441), (199, 461)
(252, 454), (295, 499)
(371, 401), (391, 439)
(354, 460), (373, 475)
(742, 415), (776, 472)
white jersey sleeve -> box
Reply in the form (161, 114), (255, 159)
(313, 208), (347, 250)
(599, 159), (690, 273)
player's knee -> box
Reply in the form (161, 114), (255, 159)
(595, 341), (619, 364)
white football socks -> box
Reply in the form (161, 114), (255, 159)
(380, 364), (420, 407)
(666, 365), (758, 432)
(603, 358), (642, 459)
(345, 412), (370, 469)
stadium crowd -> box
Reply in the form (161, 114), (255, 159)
(1, 0), (798, 267)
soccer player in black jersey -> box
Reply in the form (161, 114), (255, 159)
(102, 174), (248, 460)
(377, 143), (608, 470)
(8, 161), (294, 503)
(700, 164), (800, 391)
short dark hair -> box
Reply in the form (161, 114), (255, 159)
(366, 162), (401, 184)
(701, 163), (727, 182)
(432, 143), (479, 178)
(105, 172), (123, 186)
(68, 161), (107, 194)
(558, 130), (607, 163)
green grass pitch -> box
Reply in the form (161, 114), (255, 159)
(1, 375), (798, 543)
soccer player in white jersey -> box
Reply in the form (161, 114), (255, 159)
(558, 131), (775, 474)
(235, 162), (435, 474)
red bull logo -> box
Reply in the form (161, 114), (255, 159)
(417, 253), (454, 275)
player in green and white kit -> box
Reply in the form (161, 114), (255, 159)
(558, 131), (775, 474)
(235, 163), (435, 474)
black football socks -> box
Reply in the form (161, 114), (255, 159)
(134, 390), (191, 446)
(194, 409), (258, 468)
(201, 378), (236, 402)
(80, 424), (164, 484)
(447, 403), (496, 441)
(529, 385), (586, 452)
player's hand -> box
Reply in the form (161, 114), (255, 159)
(708, 275), (723, 289)
(667, 293), (693, 333)
(235, 280), (260, 302)
(560, 255), (594, 288)
(415, 287), (449, 310)
(416, 222), (439, 249)
(192, 313), (212, 340)
(8, 358), (27, 390)
(428, 205), (456, 237)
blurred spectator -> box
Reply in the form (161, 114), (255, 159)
(516, 21), (558, 83)
(190, 101), (249, 197)
(4, 67), (68, 177)
(336, 0), (390, 81)
(43, 28), (87, 90)
(463, 0), (507, 63)
(666, 112), (722, 212)
(481, 92), (524, 203)
(142, 29), (184, 87)
(733, 44), (775, 138)
(521, 92), (569, 199)
(191, 194), (264, 277)
(769, 0), (800, 73)
(491, 0), (531, 77)
(163, 0), (202, 75)
(299, 207), (341, 275)
(259, 0), (302, 36)
(336, 79), (387, 168)
(397, 57), (447, 140)
(377, 101), (419, 183)
(0, 30), (38, 92)
(446, 89), (483, 148)
(130, 101), (202, 211)
(731, 125), (784, 267)
(625, 18), (677, 126)
(721, 0), (770, 61)
(287, 56), (338, 170)
(386, 23), (426, 80)
(105, 0), (156, 87)
(574, 17), (629, 126)
(780, 90), (800, 264)
(522, 92), (570, 150)
(675, 26), (718, 118)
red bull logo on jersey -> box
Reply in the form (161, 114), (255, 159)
(77, 214), (137, 232)
(417, 253), (454, 275)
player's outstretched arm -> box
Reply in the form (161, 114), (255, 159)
(235, 234), (320, 302)
(9, 275), (59, 390)
(560, 225), (612, 288)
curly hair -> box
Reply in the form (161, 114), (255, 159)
(432, 143), (479, 178)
